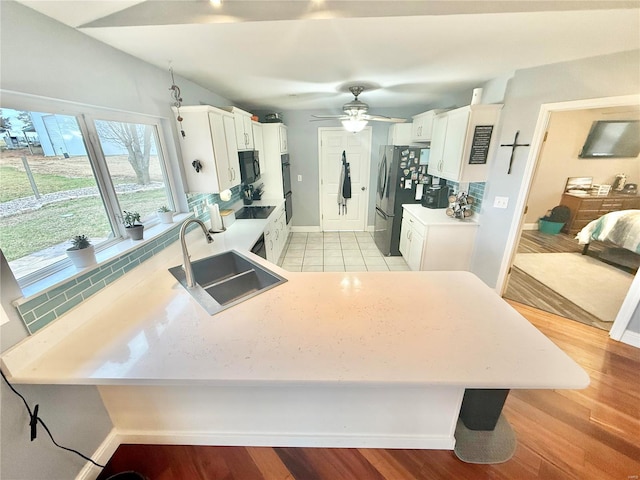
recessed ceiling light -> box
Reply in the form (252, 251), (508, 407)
(210, 0), (222, 6)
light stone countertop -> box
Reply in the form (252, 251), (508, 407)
(402, 204), (480, 226)
(1, 209), (589, 391)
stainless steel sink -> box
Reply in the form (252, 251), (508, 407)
(169, 250), (287, 315)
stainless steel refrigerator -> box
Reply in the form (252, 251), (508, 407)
(374, 145), (431, 256)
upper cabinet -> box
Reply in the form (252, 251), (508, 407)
(427, 104), (502, 183)
(173, 105), (240, 193)
(388, 123), (412, 146)
(263, 123), (288, 154)
(411, 110), (442, 142)
(252, 121), (265, 171)
(221, 106), (255, 151)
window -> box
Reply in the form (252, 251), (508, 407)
(93, 118), (173, 223)
(0, 104), (176, 287)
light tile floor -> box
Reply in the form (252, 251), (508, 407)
(278, 232), (410, 272)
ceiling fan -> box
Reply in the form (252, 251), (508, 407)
(312, 86), (406, 132)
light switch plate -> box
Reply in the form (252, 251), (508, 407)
(494, 196), (509, 209)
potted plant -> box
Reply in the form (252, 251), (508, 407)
(123, 211), (144, 240)
(66, 235), (97, 268)
(157, 205), (174, 224)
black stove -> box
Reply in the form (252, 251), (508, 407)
(235, 205), (275, 220)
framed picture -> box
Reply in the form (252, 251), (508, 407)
(565, 176), (592, 193)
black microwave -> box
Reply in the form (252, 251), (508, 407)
(238, 150), (260, 184)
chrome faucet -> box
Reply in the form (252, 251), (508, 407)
(180, 218), (213, 288)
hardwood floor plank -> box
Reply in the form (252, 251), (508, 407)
(247, 447), (294, 480)
(357, 448), (418, 479)
(276, 448), (385, 480)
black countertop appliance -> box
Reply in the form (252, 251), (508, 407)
(422, 185), (451, 209)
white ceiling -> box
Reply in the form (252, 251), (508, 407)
(17, 1), (640, 112)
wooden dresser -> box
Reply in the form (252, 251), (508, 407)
(560, 192), (640, 234)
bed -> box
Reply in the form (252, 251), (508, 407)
(576, 209), (640, 270)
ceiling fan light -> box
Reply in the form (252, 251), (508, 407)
(342, 119), (368, 133)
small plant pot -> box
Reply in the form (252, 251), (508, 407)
(127, 225), (144, 240)
(66, 245), (97, 268)
(157, 211), (174, 224)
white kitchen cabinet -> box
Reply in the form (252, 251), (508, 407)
(411, 110), (442, 142)
(172, 105), (240, 193)
(252, 121), (265, 172)
(428, 104), (502, 183)
(400, 205), (478, 271)
(387, 123), (413, 146)
(265, 204), (287, 263)
(263, 123), (288, 154)
(399, 209), (426, 271)
(220, 106), (255, 151)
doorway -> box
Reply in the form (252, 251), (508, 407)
(318, 127), (371, 231)
(499, 95), (640, 339)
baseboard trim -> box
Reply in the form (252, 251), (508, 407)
(108, 429), (454, 450)
(75, 428), (120, 480)
(290, 226), (321, 233)
(620, 329), (640, 348)
(522, 223), (538, 231)
(289, 226), (375, 233)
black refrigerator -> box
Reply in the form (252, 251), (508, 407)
(374, 145), (431, 256)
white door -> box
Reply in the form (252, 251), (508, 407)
(319, 127), (371, 231)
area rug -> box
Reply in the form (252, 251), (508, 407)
(513, 252), (633, 323)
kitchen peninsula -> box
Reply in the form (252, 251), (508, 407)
(1, 213), (589, 457)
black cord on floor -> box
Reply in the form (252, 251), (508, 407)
(0, 367), (105, 469)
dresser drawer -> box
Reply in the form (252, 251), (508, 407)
(578, 198), (605, 209)
(570, 219), (593, 233)
(622, 198), (640, 209)
(600, 200), (623, 210)
(575, 209), (600, 220)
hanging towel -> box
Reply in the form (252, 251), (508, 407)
(338, 150), (352, 215)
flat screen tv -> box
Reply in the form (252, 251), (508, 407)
(579, 120), (640, 158)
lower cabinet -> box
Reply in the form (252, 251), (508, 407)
(400, 207), (478, 271)
(265, 205), (288, 263)
(399, 210), (425, 271)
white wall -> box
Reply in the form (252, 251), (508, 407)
(526, 108), (640, 223)
(0, 3), (234, 478)
(471, 49), (640, 289)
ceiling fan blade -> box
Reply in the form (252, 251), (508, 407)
(362, 114), (407, 123)
(311, 114), (349, 120)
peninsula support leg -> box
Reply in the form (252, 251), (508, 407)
(459, 388), (510, 430)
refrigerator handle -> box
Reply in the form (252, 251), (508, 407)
(376, 206), (392, 219)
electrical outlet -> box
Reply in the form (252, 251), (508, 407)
(493, 196), (509, 209)
(298, 175), (302, 182)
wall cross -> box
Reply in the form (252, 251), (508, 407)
(500, 131), (530, 174)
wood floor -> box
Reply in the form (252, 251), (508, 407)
(96, 302), (640, 480)
(503, 230), (624, 331)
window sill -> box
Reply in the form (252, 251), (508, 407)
(21, 213), (192, 300)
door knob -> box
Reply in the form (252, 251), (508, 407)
(361, 186), (366, 191)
